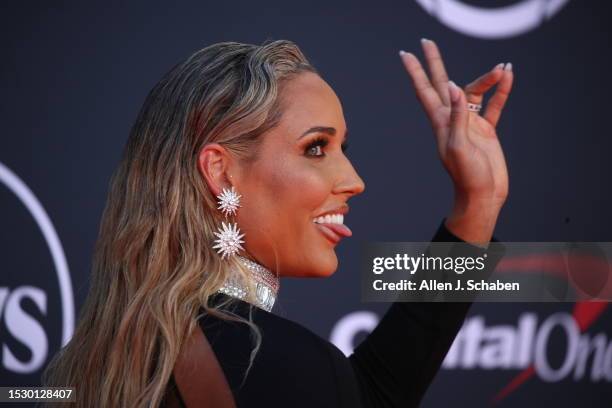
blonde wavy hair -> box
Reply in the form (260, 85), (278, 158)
(42, 39), (317, 407)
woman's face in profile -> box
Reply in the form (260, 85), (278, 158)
(236, 72), (365, 278)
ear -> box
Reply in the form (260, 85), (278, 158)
(197, 143), (234, 197)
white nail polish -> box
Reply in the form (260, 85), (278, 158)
(494, 63), (504, 70)
(420, 38), (430, 44)
(504, 62), (513, 72)
(399, 50), (407, 56)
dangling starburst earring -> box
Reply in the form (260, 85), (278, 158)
(216, 185), (241, 217)
(212, 186), (245, 260)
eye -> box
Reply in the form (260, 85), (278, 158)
(304, 137), (329, 157)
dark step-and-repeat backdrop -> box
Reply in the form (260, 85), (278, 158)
(1, 1), (611, 407)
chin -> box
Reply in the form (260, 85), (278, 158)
(310, 251), (338, 277)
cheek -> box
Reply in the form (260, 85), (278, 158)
(241, 158), (331, 235)
(266, 159), (330, 217)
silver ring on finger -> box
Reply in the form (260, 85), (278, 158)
(467, 102), (482, 113)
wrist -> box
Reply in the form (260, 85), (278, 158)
(446, 196), (503, 247)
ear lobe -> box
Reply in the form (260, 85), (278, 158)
(197, 143), (232, 197)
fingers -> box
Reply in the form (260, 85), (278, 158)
(399, 50), (443, 123)
(448, 80), (469, 148)
(400, 40), (514, 135)
(483, 63), (514, 127)
(420, 38), (451, 106)
(464, 63), (505, 106)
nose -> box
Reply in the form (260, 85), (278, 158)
(333, 155), (366, 197)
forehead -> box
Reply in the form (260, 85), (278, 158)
(276, 72), (346, 136)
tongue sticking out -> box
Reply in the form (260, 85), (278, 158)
(321, 223), (352, 237)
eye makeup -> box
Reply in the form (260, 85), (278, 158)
(303, 136), (349, 157)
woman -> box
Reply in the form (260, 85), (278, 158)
(43, 39), (513, 407)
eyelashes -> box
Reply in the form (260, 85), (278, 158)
(305, 137), (328, 156)
(304, 136), (349, 157)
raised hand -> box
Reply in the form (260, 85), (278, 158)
(399, 38), (514, 245)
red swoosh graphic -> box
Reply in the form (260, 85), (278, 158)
(491, 301), (608, 404)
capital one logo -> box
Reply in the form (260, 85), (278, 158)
(0, 161), (74, 374)
(416, 0), (570, 39)
(331, 305), (610, 403)
(444, 313), (612, 382)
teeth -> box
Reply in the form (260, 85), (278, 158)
(313, 214), (344, 225)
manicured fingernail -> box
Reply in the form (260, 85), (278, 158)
(448, 80), (460, 102)
(420, 38), (431, 44)
(399, 50), (407, 56)
(494, 63), (505, 70)
(504, 62), (513, 71)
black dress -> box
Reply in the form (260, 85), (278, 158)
(166, 219), (505, 407)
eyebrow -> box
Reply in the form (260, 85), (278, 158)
(298, 126), (348, 140)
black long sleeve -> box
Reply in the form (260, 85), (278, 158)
(348, 219), (506, 407)
(167, 219), (505, 408)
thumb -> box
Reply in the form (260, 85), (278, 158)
(448, 80), (469, 145)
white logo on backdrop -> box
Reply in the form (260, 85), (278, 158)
(416, 0), (570, 39)
(330, 311), (379, 356)
(444, 312), (612, 382)
(331, 310), (612, 382)
(0, 161), (74, 373)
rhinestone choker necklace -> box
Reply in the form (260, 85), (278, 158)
(217, 255), (279, 312)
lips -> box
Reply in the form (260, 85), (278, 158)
(315, 204), (349, 218)
(314, 222), (353, 244)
